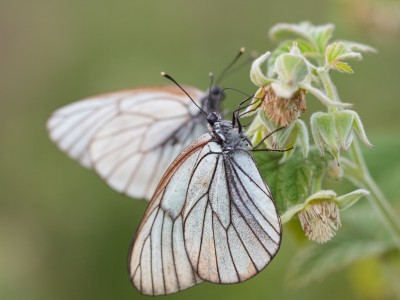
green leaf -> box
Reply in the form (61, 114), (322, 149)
(269, 22), (335, 54)
(332, 61), (353, 73)
(312, 23), (335, 53)
(269, 22), (315, 43)
(325, 42), (363, 73)
(326, 42), (362, 63)
(340, 40), (377, 53)
(254, 148), (331, 214)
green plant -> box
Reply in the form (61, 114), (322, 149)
(246, 21), (400, 297)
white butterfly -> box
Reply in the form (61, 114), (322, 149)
(47, 85), (224, 200)
(128, 108), (282, 295)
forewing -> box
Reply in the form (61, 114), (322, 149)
(47, 86), (206, 200)
(129, 134), (212, 295)
(47, 91), (127, 168)
(183, 147), (282, 284)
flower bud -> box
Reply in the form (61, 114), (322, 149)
(276, 118), (309, 159)
(310, 110), (373, 162)
(326, 161), (344, 180)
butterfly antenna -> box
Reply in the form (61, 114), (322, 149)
(223, 50), (258, 79)
(215, 47), (245, 85)
(221, 87), (256, 98)
(252, 127), (286, 150)
(207, 72), (214, 113)
(161, 72), (207, 115)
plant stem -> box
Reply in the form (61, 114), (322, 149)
(349, 140), (400, 249)
(312, 172), (323, 194)
(317, 68), (339, 111)
(319, 67), (400, 249)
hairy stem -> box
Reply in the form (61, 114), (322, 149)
(349, 140), (400, 249)
(317, 68), (340, 110)
(319, 67), (400, 249)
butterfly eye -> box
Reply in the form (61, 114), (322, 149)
(207, 112), (219, 125)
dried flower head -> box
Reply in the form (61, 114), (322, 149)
(298, 200), (341, 243)
(262, 85), (306, 127)
(280, 189), (368, 243)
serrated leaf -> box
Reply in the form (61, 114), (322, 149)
(332, 61), (353, 73)
(312, 23), (335, 53)
(269, 22), (335, 54)
(254, 148), (331, 214)
(340, 40), (377, 53)
(326, 42), (362, 63)
(325, 42), (363, 73)
(269, 22), (315, 43)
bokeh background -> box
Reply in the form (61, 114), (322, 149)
(1, 0), (400, 299)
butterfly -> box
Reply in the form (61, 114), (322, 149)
(128, 93), (282, 295)
(46, 48), (250, 201)
(47, 84), (225, 200)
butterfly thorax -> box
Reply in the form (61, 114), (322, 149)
(211, 120), (248, 151)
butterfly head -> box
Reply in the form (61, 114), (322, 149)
(206, 111), (221, 126)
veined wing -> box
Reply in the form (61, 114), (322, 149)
(129, 133), (212, 295)
(129, 133), (281, 295)
(182, 144), (281, 284)
(47, 86), (206, 200)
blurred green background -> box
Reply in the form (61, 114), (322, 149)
(1, 0), (400, 299)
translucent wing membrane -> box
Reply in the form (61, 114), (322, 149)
(129, 134), (282, 295)
(129, 134), (212, 295)
(47, 86), (206, 200)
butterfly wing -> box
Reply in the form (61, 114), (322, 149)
(47, 86), (206, 200)
(129, 133), (212, 295)
(183, 146), (281, 283)
(129, 134), (281, 295)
